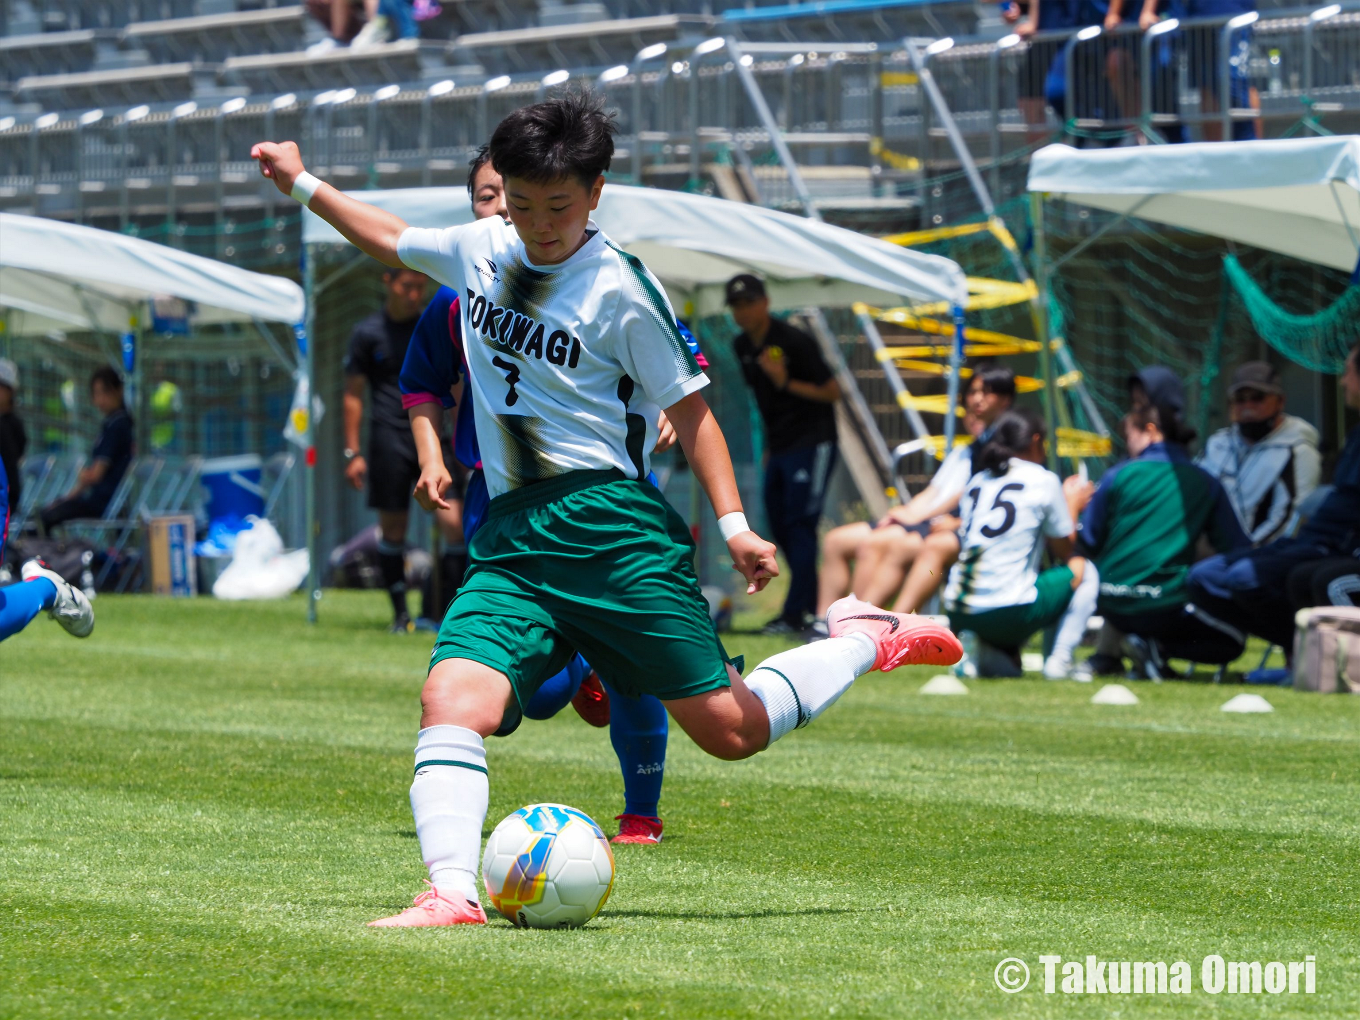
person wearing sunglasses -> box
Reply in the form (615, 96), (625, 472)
(1197, 361), (1320, 547)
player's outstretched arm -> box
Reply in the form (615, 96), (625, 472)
(409, 403), (453, 511)
(665, 392), (778, 594)
(251, 141), (408, 267)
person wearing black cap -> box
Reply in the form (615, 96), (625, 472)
(1189, 343), (1360, 674)
(728, 274), (841, 635)
(1197, 360), (1320, 547)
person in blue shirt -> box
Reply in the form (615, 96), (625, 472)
(398, 148), (712, 845)
(1002, 1), (1098, 139)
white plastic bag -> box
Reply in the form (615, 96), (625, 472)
(212, 518), (309, 600)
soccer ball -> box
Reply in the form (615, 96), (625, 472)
(481, 803), (615, 928)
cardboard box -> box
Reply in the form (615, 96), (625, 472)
(148, 514), (197, 597)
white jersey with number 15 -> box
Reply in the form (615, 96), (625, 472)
(944, 458), (1073, 613)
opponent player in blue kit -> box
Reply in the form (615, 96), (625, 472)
(397, 148), (703, 845)
(0, 457), (95, 644)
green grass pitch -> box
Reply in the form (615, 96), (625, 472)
(2, 590), (1359, 1018)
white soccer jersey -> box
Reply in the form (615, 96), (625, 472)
(398, 216), (708, 498)
(943, 458), (1073, 612)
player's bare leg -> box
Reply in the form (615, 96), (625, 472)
(816, 521), (871, 618)
(853, 527), (923, 608)
(892, 531), (961, 614)
(370, 658), (513, 927)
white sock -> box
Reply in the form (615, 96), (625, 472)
(1049, 562), (1100, 667)
(410, 724), (488, 902)
(745, 633), (877, 746)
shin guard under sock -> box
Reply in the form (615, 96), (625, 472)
(377, 540), (408, 620)
(410, 724), (488, 901)
(601, 678), (668, 819)
(744, 634), (877, 746)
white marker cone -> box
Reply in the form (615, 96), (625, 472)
(1221, 693), (1274, 713)
(1091, 683), (1139, 706)
(920, 674), (969, 696)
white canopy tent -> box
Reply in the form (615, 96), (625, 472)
(0, 212), (305, 335)
(301, 183), (970, 315)
(1026, 135), (1360, 274)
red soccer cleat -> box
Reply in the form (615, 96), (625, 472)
(826, 595), (962, 671)
(367, 882), (487, 927)
(571, 670), (611, 728)
(611, 814), (663, 845)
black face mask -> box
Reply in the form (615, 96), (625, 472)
(1237, 418), (1276, 442)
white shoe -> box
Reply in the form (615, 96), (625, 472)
(20, 560), (94, 638)
(1043, 654), (1072, 680)
(306, 36), (341, 56)
(350, 15), (390, 49)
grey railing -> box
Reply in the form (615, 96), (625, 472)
(2, 5), (1357, 221)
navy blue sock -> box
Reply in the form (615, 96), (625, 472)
(0, 578), (57, 642)
(601, 677), (668, 819)
(523, 653), (590, 720)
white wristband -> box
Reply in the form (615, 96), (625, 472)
(718, 512), (751, 543)
(290, 171), (322, 206)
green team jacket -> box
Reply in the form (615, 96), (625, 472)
(1078, 442), (1249, 615)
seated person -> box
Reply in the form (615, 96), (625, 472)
(1080, 399), (1250, 680)
(813, 361), (1016, 630)
(1197, 360), (1320, 547)
(1188, 342), (1360, 651)
(1287, 555), (1360, 611)
(891, 362), (1019, 616)
(41, 366), (134, 535)
(1086, 364), (1189, 674)
(944, 409), (1100, 680)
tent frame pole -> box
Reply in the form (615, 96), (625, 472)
(1030, 191), (1060, 473)
(302, 242), (320, 625)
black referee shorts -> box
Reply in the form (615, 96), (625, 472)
(366, 426), (462, 513)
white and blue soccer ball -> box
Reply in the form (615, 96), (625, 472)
(481, 803), (615, 929)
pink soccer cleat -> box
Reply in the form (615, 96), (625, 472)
(611, 814), (663, 845)
(367, 882), (487, 927)
(826, 595), (962, 671)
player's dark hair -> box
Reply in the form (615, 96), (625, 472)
(969, 359), (1017, 400)
(467, 144), (492, 198)
(1127, 401), (1196, 447)
(488, 89), (616, 186)
(90, 365), (124, 397)
(975, 408), (1045, 476)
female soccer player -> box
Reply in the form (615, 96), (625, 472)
(943, 409), (1098, 679)
(253, 91), (961, 927)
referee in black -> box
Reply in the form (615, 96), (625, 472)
(728, 274), (841, 635)
(343, 266), (460, 633)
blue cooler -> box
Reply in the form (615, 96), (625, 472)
(200, 454), (265, 524)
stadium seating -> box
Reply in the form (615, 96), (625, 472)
(16, 61), (197, 109)
(220, 37), (427, 93)
(0, 29), (100, 85)
(22, 0), (199, 32)
(122, 5), (309, 65)
(447, 13), (715, 75)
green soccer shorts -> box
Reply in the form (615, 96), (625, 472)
(947, 565), (1075, 652)
(432, 469), (736, 731)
